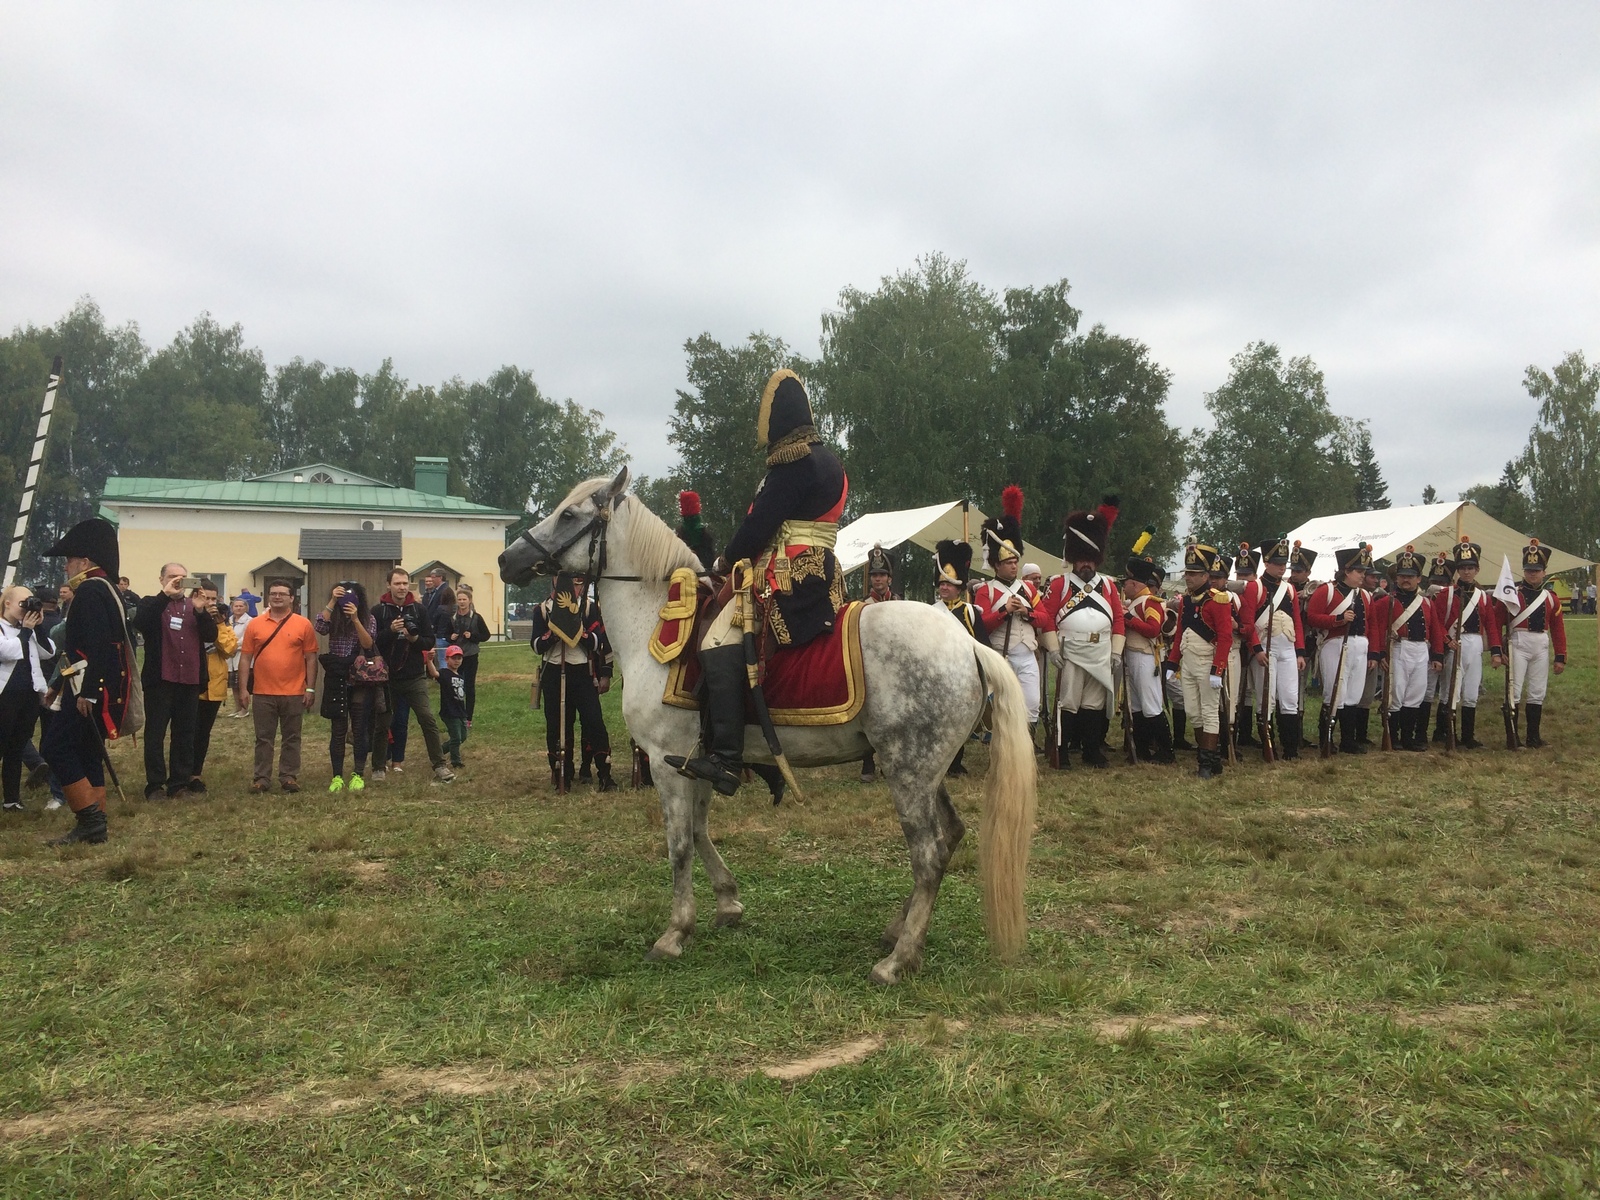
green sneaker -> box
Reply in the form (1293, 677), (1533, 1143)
(349, 774), (365, 791)
(328, 776), (344, 793)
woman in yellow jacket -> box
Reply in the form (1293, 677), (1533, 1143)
(190, 580), (238, 792)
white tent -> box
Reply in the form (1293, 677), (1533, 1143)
(835, 501), (1066, 578)
(1283, 500), (1592, 575)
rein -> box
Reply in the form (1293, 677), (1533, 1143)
(515, 494), (676, 586)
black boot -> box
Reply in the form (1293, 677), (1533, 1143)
(636, 748), (655, 786)
(1357, 707), (1372, 745)
(1460, 706), (1480, 749)
(50, 803), (108, 846)
(1081, 711), (1109, 768)
(860, 748), (877, 783)
(1525, 704), (1544, 748)
(1151, 714), (1176, 764)
(748, 762), (786, 804)
(1131, 714), (1154, 762)
(1404, 707), (1428, 751)
(595, 757), (617, 792)
(1236, 705), (1259, 747)
(1279, 712), (1301, 760)
(548, 752), (563, 789)
(1054, 710), (1078, 770)
(946, 746), (968, 777)
(1171, 709), (1192, 750)
(1339, 707), (1366, 754)
(579, 740), (594, 784)
(663, 644), (746, 795)
(1431, 702), (1448, 744)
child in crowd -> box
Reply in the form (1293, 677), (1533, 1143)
(439, 645), (469, 769)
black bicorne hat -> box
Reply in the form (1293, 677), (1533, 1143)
(935, 539), (972, 587)
(46, 517), (120, 579)
(757, 369), (817, 452)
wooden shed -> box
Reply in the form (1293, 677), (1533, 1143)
(297, 529), (404, 612)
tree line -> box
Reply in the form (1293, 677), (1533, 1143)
(3, 265), (1593, 588)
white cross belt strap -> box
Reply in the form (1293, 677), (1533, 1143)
(1456, 588), (1482, 627)
(1324, 583), (1356, 618)
(1509, 591), (1551, 632)
(1255, 580), (1292, 632)
(985, 578), (1026, 616)
(1058, 584), (1114, 624)
(1389, 591), (1427, 634)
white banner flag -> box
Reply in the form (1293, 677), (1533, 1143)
(1494, 554), (1520, 613)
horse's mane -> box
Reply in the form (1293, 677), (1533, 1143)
(557, 476), (701, 582)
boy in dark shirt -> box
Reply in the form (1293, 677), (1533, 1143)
(439, 646), (469, 768)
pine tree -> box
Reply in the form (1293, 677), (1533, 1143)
(1351, 423), (1390, 510)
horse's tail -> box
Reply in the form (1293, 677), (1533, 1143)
(972, 642), (1037, 962)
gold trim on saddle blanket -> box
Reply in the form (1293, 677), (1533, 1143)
(662, 601), (867, 726)
(647, 567), (702, 664)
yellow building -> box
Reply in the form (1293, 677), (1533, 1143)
(99, 459), (520, 634)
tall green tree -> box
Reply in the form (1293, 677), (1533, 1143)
(668, 332), (799, 549)
(1460, 461), (1532, 530)
(266, 358), (362, 470)
(1350, 423), (1389, 510)
(1190, 343), (1357, 544)
(1516, 350), (1600, 560)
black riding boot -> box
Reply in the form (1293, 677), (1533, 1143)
(1130, 714), (1153, 762)
(748, 762), (786, 803)
(579, 740), (594, 783)
(1404, 706), (1429, 751)
(860, 748), (877, 783)
(1170, 708), (1192, 750)
(1150, 714), (1176, 764)
(548, 752), (563, 790)
(1053, 709), (1077, 770)
(1236, 705), (1259, 747)
(664, 644), (746, 795)
(1339, 707), (1366, 754)
(1081, 711), (1110, 768)
(1279, 712), (1301, 760)
(636, 747), (654, 786)
(50, 803), (108, 846)
(1356, 707), (1372, 745)
(947, 745), (968, 776)
(595, 756), (617, 792)
(1460, 706), (1479, 749)
(1525, 704), (1544, 748)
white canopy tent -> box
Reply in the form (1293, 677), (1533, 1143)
(1283, 500), (1592, 576)
(835, 501), (1066, 579)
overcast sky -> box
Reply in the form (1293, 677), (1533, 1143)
(3, 3), (1596, 503)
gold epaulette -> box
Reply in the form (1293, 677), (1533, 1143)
(1209, 589), (1229, 603)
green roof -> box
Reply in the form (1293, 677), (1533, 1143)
(100, 476), (521, 518)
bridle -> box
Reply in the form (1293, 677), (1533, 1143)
(512, 493), (664, 586)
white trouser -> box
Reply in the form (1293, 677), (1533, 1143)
(1448, 633), (1485, 709)
(1248, 636), (1302, 716)
(1509, 629), (1551, 704)
(1178, 631), (1221, 734)
(1423, 648), (1455, 703)
(1319, 634), (1368, 710)
(1165, 668), (1185, 711)
(1360, 656), (1382, 708)
(1125, 649), (1163, 716)
(1006, 642), (1041, 723)
(1057, 659), (1112, 713)
(1387, 639), (1431, 711)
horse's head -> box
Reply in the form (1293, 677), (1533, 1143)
(499, 466), (631, 586)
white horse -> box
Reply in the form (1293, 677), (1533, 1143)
(501, 468), (1037, 984)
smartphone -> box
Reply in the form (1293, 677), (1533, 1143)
(180, 575), (204, 590)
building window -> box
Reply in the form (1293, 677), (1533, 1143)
(309, 471), (334, 484)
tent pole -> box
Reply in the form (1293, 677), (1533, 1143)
(1454, 504), (1463, 543)
(1594, 563), (1598, 670)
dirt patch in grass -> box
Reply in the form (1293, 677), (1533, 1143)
(346, 860), (387, 884)
(761, 1035), (886, 1081)
(1390, 1002), (1517, 1029)
(1282, 807), (1344, 820)
(1093, 1014), (1218, 1041)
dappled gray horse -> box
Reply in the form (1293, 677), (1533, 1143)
(501, 469), (1037, 983)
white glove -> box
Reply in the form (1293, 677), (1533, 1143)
(1208, 673), (1224, 691)
(1110, 654), (1122, 676)
(1163, 666), (1177, 685)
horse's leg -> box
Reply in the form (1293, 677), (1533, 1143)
(647, 780), (698, 960)
(871, 774), (950, 986)
(694, 790), (743, 928)
(880, 782), (966, 950)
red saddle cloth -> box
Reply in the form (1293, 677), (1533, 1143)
(664, 600), (866, 727)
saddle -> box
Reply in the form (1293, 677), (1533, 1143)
(650, 570), (866, 727)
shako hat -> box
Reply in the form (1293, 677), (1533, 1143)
(1237, 542), (1262, 574)
(1125, 525), (1164, 587)
(1451, 537), (1482, 569)
(1334, 544), (1372, 574)
(980, 486), (1025, 569)
(934, 539), (972, 587)
(1522, 538), (1552, 570)
(757, 369), (819, 460)
(677, 490), (701, 517)
(1428, 552), (1455, 585)
(1211, 554), (1233, 578)
(1289, 541), (1318, 572)
(1184, 542), (1222, 574)
(1262, 536), (1291, 567)
(1062, 494), (1119, 566)
(1393, 544), (1426, 577)
(866, 543), (892, 576)
(46, 517), (119, 579)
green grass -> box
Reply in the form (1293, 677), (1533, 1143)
(2, 627), (1599, 1197)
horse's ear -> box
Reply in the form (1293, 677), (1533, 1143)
(605, 465), (630, 500)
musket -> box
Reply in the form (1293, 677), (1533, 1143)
(1319, 617), (1350, 759)
(1220, 658), (1238, 765)
(557, 664), (568, 794)
(4, 357), (61, 590)
(1258, 583), (1277, 764)
(1502, 604), (1520, 750)
(1047, 660), (1063, 769)
(1380, 604), (1395, 752)
(1443, 592), (1463, 752)
(1120, 669), (1136, 765)
(736, 560), (803, 802)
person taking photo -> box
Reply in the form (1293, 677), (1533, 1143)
(371, 567), (453, 783)
(314, 582), (382, 791)
(0, 587), (54, 812)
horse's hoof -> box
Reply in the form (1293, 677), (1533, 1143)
(646, 935), (686, 962)
(869, 958), (901, 986)
(713, 905), (744, 929)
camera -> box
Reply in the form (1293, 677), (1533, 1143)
(401, 611), (420, 636)
(20, 596), (44, 616)
(336, 581), (362, 598)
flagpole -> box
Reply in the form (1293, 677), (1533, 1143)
(4, 357), (62, 590)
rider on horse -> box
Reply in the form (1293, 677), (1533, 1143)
(666, 369), (847, 795)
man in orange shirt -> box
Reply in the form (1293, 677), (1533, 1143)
(235, 580), (319, 792)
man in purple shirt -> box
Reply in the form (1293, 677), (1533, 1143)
(133, 562), (218, 799)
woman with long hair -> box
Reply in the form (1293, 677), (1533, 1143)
(0, 586), (53, 812)
(314, 582), (380, 791)
(448, 583), (491, 720)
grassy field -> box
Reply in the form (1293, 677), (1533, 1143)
(2, 625), (1598, 1198)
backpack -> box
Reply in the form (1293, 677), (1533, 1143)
(85, 576), (144, 739)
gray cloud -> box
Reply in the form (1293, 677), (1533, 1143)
(3, 2), (1596, 503)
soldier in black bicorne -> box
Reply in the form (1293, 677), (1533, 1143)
(666, 370), (848, 796)
(530, 571), (615, 792)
